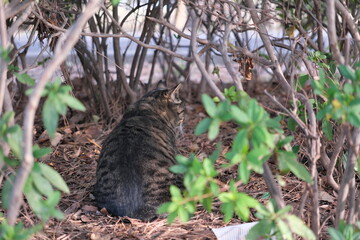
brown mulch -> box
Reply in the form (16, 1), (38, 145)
(12, 82), (336, 239)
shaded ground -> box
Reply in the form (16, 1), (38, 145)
(15, 82), (336, 239)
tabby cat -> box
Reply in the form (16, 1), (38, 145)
(94, 84), (184, 221)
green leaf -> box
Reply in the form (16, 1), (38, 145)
(176, 155), (189, 165)
(298, 74), (309, 88)
(286, 157), (313, 183)
(6, 125), (23, 159)
(157, 202), (171, 214)
(348, 111), (360, 127)
(23, 178), (44, 215)
(202, 94), (217, 117)
(0, 111), (14, 129)
(201, 196), (212, 212)
(208, 119), (220, 140)
(0, 46), (11, 63)
(233, 129), (248, 153)
(2, 174), (15, 209)
(169, 165), (187, 174)
(251, 126), (274, 148)
(58, 94), (86, 111)
(287, 215), (316, 240)
(170, 185), (182, 201)
(287, 118), (297, 131)
(238, 161), (250, 184)
(42, 98), (59, 138)
(322, 119), (333, 140)
(185, 202), (196, 213)
(33, 145), (52, 158)
(51, 209), (65, 220)
(178, 206), (189, 222)
(328, 228), (345, 240)
(338, 65), (356, 81)
(277, 219), (292, 240)
(38, 163), (70, 193)
(203, 158), (217, 177)
(210, 181), (219, 195)
(167, 211), (178, 224)
(208, 142), (221, 162)
(220, 202), (234, 222)
(193, 175), (207, 193)
(247, 148), (269, 174)
(45, 191), (61, 207)
(194, 118), (211, 135)
(14, 73), (35, 86)
(31, 171), (54, 197)
(53, 96), (68, 115)
(246, 220), (274, 240)
(343, 83), (354, 94)
(230, 106), (250, 124)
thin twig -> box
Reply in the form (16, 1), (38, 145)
(327, 0), (345, 65)
(0, 0), (9, 116)
(262, 162), (285, 209)
(219, 23), (243, 91)
(335, 0), (360, 52)
(32, 9), (193, 62)
(190, 10), (225, 101)
(335, 127), (360, 226)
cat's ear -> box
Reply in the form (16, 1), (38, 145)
(168, 83), (182, 104)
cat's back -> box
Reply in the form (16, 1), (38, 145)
(94, 84), (184, 221)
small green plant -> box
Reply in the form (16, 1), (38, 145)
(328, 221), (360, 240)
(0, 73), (86, 239)
(158, 90), (314, 240)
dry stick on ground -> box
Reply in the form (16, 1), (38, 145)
(219, 23), (243, 91)
(7, 0), (104, 226)
(190, 10), (225, 101)
(245, 0), (321, 234)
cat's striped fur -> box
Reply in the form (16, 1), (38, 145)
(94, 84), (184, 221)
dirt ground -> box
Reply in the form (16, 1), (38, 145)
(13, 82), (336, 239)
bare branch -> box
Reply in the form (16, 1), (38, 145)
(0, 0), (9, 116)
(8, 2), (34, 37)
(7, 0), (104, 226)
(327, 0), (345, 65)
(263, 162), (285, 209)
(335, 127), (360, 225)
(335, 0), (360, 53)
(4, 0), (33, 19)
(219, 23), (243, 91)
(190, 10), (225, 101)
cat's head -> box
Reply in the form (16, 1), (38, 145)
(139, 83), (184, 128)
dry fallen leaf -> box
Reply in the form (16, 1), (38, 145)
(82, 205), (98, 212)
(51, 132), (63, 146)
(319, 191), (334, 202)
